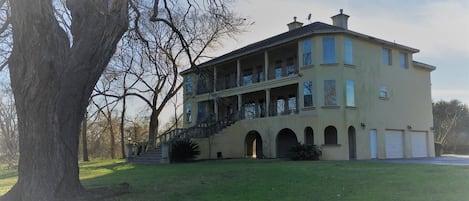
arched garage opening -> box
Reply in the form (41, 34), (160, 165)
(276, 128), (298, 158)
(245, 131), (263, 158)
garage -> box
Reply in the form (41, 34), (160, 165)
(410, 132), (428, 158)
(385, 130), (404, 158)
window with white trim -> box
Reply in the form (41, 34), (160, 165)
(346, 80), (355, 107)
(382, 48), (392, 65)
(303, 80), (313, 107)
(301, 39), (312, 66)
(344, 38), (353, 65)
(185, 103), (192, 122)
(324, 80), (337, 106)
(399, 52), (408, 69)
(322, 37), (336, 64)
(185, 75), (192, 94)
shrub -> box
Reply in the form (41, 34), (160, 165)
(170, 139), (200, 162)
(289, 143), (322, 161)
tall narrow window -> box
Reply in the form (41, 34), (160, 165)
(275, 60), (283, 79)
(382, 48), (391, 65)
(185, 103), (192, 122)
(257, 66), (264, 82)
(346, 80), (355, 107)
(197, 103), (207, 122)
(277, 98), (285, 115)
(185, 75), (192, 94)
(322, 37), (336, 64)
(303, 80), (313, 107)
(244, 102), (256, 119)
(301, 39), (312, 66)
(324, 80), (337, 106)
(399, 52), (408, 69)
(243, 69), (253, 86)
(344, 38), (353, 65)
(288, 96), (297, 113)
(286, 58), (295, 76)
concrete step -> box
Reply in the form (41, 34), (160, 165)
(128, 147), (164, 164)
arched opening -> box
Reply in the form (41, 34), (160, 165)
(324, 126), (338, 145)
(304, 127), (314, 145)
(276, 128), (298, 158)
(348, 126), (357, 160)
(245, 131), (263, 158)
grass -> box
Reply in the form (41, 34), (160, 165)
(1, 159), (469, 201)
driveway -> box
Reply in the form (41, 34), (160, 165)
(375, 155), (469, 166)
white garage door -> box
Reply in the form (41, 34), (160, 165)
(385, 130), (404, 158)
(411, 132), (428, 158)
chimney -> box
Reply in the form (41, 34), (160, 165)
(287, 16), (304, 31)
(331, 9), (349, 29)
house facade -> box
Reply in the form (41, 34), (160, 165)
(180, 10), (436, 160)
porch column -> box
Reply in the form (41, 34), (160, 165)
(214, 99), (219, 121)
(265, 89), (270, 117)
(236, 59), (241, 87)
(237, 94), (242, 119)
(264, 51), (269, 80)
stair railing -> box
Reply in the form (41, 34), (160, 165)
(155, 111), (240, 148)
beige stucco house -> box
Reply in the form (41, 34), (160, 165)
(180, 10), (436, 160)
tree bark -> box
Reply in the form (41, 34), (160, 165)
(148, 109), (159, 144)
(2, 0), (128, 200)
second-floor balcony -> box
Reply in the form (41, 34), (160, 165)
(195, 42), (298, 95)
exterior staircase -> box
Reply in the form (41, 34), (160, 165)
(127, 146), (163, 164)
(128, 113), (239, 164)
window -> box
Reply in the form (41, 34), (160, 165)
(276, 98), (285, 115)
(344, 38), (353, 65)
(243, 70), (253, 86)
(324, 126), (338, 145)
(286, 58), (295, 76)
(304, 127), (314, 145)
(301, 39), (312, 66)
(382, 48), (392, 65)
(224, 74), (231, 89)
(399, 52), (408, 69)
(324, 80), (337, 106)
(257, 66), (264, 82)
(303, 81), (313, 107)
(322, 37), (336, 64)
(244, 102), (256, 119)
(346, 80), (355, 107)
(275, 60), (282, 79)
(197, 102), (207, 122)
(379, 85), (388, 99)
(185, 103), (192, 122)
(185, 75), (192, 94)
(288, 96), (296, 113)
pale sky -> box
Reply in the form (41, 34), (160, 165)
(215, 0), (469, 105)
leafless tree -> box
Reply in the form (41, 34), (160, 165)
(96, 0), (247, 144)
(0, 80), (18, 168)
(3, 0), (128, 200)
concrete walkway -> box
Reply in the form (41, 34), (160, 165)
(377, 155), (469, 166)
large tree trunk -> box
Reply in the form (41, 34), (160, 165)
(2, 1), (128, 201)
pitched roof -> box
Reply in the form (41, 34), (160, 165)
(182, 21), (420, 75)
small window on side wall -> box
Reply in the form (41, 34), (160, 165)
(382, 48), (391, 65)
(399, 52), (408, 69)
(379, 85), (388, 99)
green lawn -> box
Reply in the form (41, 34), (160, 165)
(1, 159), (469, 201)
